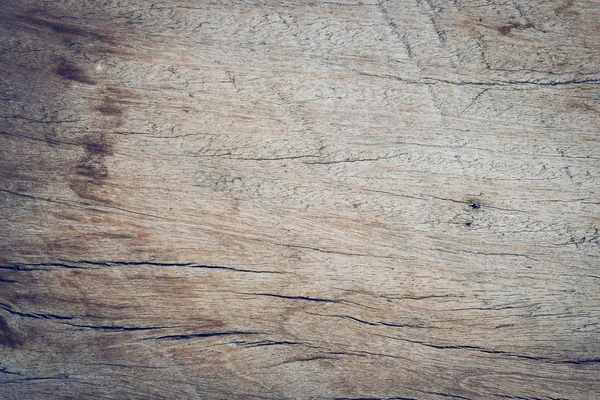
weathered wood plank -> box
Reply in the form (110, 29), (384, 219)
(1, 0), (598, 399)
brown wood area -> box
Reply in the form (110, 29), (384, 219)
(0, 1), (599, 399)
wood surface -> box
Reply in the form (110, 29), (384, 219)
(1, 0), (599, 399)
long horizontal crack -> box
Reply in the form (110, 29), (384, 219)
(238, 293), (343, 303)
(310, 313), (431, 329)
(232, 340), (307, 348)
(0, 261), (281, 274)
(264, 355), (337, 368)
(142, 331), (261, 341)
(358, 71), (600, 87)
(304, 155), (403, 165)
(0, 303), (73, 320)
(381, 335), (598, 364)
(335, 397), (417, 400)
(0, 368), (22, 376)
(61, 323), (175, 331)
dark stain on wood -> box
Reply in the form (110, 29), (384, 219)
(56, 58), (96, 85)
(497, 22), (532, 35)
(84, 140), (115, 158)
(94, 92), (129, 121)
(75, 159), (109, 181)
(70, 134), (116, 203)
(17, 15), (113, 43)
(0, 315), (23, 348)
(95, 102), (124, 117)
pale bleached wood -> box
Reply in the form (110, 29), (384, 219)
(0, 0), (599, 399)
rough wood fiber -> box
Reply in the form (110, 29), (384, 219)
(0, 0), (599, 399)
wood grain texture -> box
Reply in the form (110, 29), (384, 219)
(0, 0), (599, 399)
